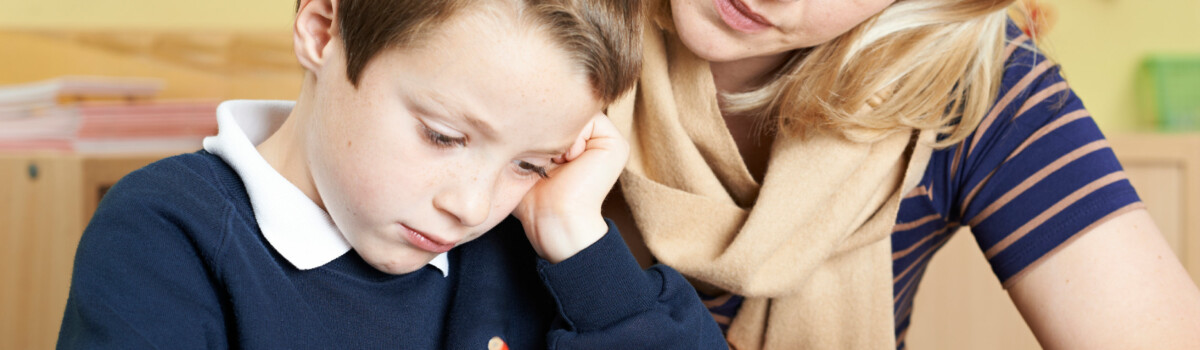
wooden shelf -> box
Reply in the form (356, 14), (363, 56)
(0, 152), (174, 350)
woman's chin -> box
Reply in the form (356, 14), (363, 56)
(675, 27), (759, 63)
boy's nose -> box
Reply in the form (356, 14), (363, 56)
(433, 174), (492, 228)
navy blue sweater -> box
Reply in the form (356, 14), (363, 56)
(58, 151), (726, 349)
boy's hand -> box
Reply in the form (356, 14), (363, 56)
(514, 113), (628, 264)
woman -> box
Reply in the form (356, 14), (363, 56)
(604, 0), (1200, 348)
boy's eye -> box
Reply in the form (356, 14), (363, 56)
(421, 124), (466, 148)
(514, 160), (549, 179)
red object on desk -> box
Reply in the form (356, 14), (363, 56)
(488, 336), (509, 350)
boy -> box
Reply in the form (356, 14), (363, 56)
(57, 0), (727, 348)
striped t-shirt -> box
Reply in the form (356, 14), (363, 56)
(701, 21), (1143, 349)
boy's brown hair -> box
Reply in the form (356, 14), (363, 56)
(298, 0), (642, 105)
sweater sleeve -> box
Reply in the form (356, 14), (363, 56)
(57, 162), (230, 349)
(536, 219), (729, 349)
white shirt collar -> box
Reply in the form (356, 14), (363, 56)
(202, 100), (449, 276)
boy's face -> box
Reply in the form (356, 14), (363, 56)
(306, 12), (602, 274)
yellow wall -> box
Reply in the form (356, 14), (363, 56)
(1043, 0), (1200, 133)
(0, 0), (294, 31)
(1, 0), (1199, 132)
(0, 0), (302, 100)
(0, 31), (302, 100)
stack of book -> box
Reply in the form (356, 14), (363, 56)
(0, 76), (219, 153)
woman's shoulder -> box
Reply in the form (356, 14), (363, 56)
(995, 21), (1069, 124)
(934, 19), (1083, 157)
(919, 22), (1113, 218)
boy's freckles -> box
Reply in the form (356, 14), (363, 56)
(293, 7), (603, 275)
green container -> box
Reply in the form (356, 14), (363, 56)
(1139, 55), (1200, 131)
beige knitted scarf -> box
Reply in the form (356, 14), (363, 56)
(606, 28), (935, 349)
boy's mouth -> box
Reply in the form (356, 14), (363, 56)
(401, 223), (458, 253)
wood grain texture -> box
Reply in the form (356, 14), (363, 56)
(0, 153), (167, 349)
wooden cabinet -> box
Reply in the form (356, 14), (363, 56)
(908, 133), (1200, 349)
(0, 152), (171, 350)
(0, 29), (298, 348)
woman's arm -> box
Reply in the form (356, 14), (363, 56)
(1009, 209), (1200, 349)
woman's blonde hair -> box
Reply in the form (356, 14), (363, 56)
(654, 0), (1022, 147)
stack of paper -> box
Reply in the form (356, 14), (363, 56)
(0, 76), (218, 153)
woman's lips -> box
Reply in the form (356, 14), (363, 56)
(401, 224), (457, 253)
(714, 0), (772, 34)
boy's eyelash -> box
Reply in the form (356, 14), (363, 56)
(421, 124), (466, 148)
(419, 123), (546, 179)
(516, 161), (549, 179)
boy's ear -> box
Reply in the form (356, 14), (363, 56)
(293, 0), (338, 73)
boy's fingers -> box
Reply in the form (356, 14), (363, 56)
(553, 113), (624, 165)
(561, 115), (600, 163)
(581, 114), (628, 157)
(585, 114), (623, 144)
(553, 132), (586, 164)
(565, 130), (588, 162)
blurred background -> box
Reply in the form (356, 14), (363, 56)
(0, 0), (1197, 349)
